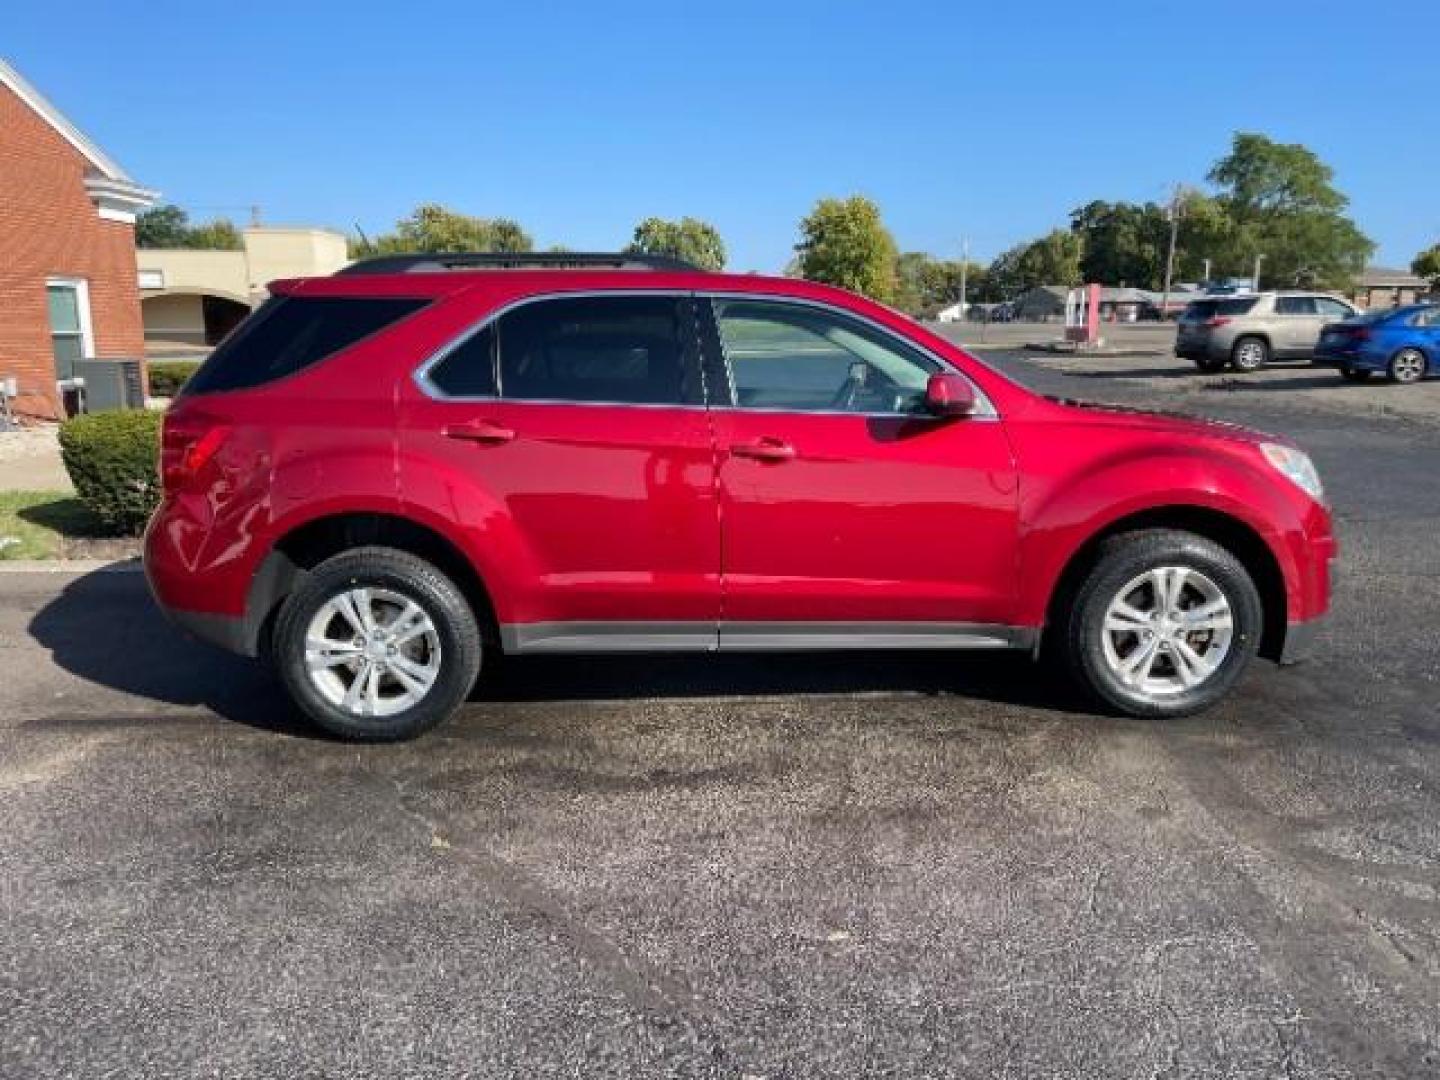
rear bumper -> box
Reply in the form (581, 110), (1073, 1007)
(159, 604), (257, 657)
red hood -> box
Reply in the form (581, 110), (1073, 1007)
(1040, 396), (1284, 447)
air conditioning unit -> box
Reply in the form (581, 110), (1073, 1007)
(73, 358), (145, 412)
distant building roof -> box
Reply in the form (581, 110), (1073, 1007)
(1359, 266), (1426, 287)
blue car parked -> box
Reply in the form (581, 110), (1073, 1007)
(1316, 303), (1440, 384)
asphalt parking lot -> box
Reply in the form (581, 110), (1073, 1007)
(4, 331), (1439, 1077)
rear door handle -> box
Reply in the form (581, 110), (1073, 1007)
(731, 437), (795, 463)
(443, 420), (515, 444)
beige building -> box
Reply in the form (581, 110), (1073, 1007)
(138, 227), (348, 349)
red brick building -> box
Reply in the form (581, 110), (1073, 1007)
(1, 59), (156, 419)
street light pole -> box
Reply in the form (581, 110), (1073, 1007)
(1253, 253), (1265, 292)
(1160, 183), (1182, 322)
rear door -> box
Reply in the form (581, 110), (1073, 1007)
(701, 295), (1021, 645)
(399, 293), (722, 649)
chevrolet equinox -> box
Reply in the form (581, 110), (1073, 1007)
(144, 253), (1336, 740)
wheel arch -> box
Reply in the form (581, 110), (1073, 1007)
(245, 512), (500, 657)
(1042, 505), (1288, 662)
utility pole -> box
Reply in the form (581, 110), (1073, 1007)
(958, 237), (969, 323)
(1160, 183), (1183, 321)
(1253, 253), (1265, 292)
(1202, 258), (1211, 285)
(250, 204), (262, 228)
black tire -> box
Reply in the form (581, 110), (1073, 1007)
(1230, 336), (1269, 372)
(271, 547), (482, 741)
(1062, 529), (1263, 719)
(1387, 348), (1428, 385)
(1192, 355), (1227, 373)
(1339, 366), (1372, 383)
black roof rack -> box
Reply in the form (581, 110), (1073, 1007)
(336, 252), (699, 276)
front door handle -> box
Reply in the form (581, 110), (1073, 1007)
(731, 437), (795, 463)
(444, 420), (515, 445)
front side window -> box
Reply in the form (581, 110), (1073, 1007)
(495, 296), (697, 405)
(1412, 307), (1440, 328)
(713, 299), (939, 414)
(1315, 298), (1354, 320)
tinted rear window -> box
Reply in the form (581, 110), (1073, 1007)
(183, 296), (426, 394)
(1182, 298), (1258, 320)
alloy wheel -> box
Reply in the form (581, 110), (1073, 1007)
(1391, 349), (1427, 384)
(304, 587), (442, 717)
(1099, 566), (1234, 698)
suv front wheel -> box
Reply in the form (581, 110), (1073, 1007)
(1063, 529), (1262, 718)
(272, 547), (482, 741)
(1230, 336), (1269, 372)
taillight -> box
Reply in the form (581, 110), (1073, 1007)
(1351, 327), (1372, 342)
(1205, 316), (1232, 328)
(161, 414), (231, 491)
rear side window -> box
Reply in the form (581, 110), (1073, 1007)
(494, 296), (699, 405)
(1182, 298), (1257, 320)
(1413, 307), (1440, 327)
(426, 325), (497, 397)
(184, 296), (426, 394)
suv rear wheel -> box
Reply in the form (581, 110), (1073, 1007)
(272, 547), (482, 741)
(1230, 336), (1269, 372)
(1062, 529), (1262, 718)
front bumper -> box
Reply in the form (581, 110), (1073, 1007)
(1278, 616), (1322, 664)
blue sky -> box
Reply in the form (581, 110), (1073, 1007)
(8, 1), (1437, 272)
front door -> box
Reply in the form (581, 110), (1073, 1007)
(399, 293), (721, 650)
(702, 297), (1021, 646)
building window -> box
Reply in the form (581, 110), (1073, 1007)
(46, 277), (95, 384)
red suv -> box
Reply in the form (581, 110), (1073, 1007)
(144, 253), (1336, 740)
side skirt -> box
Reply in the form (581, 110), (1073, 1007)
(501, 621), (1037, 655)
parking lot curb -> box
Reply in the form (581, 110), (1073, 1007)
(0, 559), (143, 573)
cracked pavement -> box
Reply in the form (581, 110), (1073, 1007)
(2, 343), (1438, 1077)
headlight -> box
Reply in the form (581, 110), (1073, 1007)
(1261, 442), (1325, 503)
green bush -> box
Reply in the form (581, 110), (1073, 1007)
(58, 410), (163, 535)
(147, 360), (201, 398)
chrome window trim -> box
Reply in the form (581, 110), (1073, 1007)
(700, 291), (999, 420)
(412, 289), (697, 406)
(411, 288), (999, 420)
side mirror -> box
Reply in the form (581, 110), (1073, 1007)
(924, 373), (978, 418)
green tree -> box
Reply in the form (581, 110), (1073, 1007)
(794, 196), (899, 302)
(625, 216), (726, 270)
(1070, 201), (1170, 288)
(355, 204), (534, 257)
(135, 204), (243, 250)
(1207, 133), (1372, 288)
(895, 252), (985, 316)
(1412, 243), (1440, 288)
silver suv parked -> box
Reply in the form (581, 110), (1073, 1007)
(1176, 292), (1358, 372)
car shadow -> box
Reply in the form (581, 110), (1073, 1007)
(28, 569), (1092, 739)
(26, 568), (315, 738)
